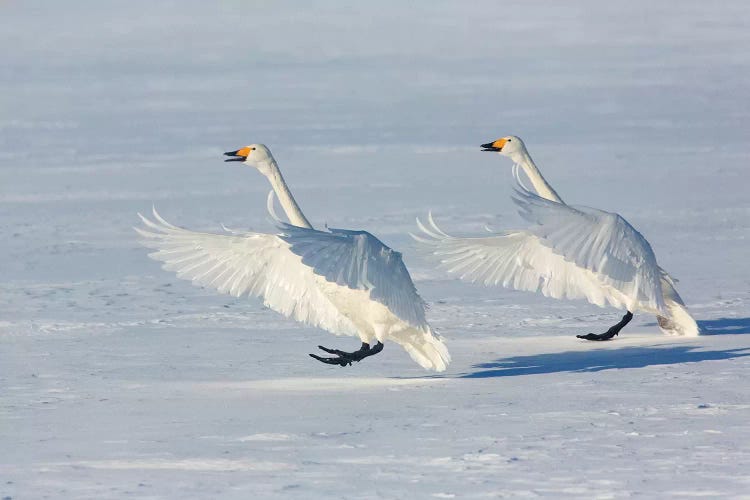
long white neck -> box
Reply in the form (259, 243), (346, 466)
(514, 150), (564, 204)
(259, 158), (313, 229)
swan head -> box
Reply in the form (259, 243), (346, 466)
(224, 144), (275, 170)
(480, 135), (527, 161)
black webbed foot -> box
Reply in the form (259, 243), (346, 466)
(577, 311), (634, 341)
(576, 330), (619, 341)
(309, 353), (353, 367)
(309, 342), (384, 367)
(316, 345), (352, 357)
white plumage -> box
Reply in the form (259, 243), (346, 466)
(136, 208), (358, 337)
(136, 144), (449, 370)
(415, 136), (699, 337)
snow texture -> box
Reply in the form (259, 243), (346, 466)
(2, 1), (750, 498)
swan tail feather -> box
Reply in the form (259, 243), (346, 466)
(657, 272), (700, 336)
(390, 326), (450, 372)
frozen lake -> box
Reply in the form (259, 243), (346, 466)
(2, 1), (750, 498)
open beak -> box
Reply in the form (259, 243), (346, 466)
(481, 138), (507, 152)
(224, 146), (251, 162)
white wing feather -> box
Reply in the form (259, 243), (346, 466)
(135, 208), (358, 336)
(278, 223), (429, 328)
(416, 202), (665, 313)
(511, 187), (664, 311)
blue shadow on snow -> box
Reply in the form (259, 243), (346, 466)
(463, 344), (750, 379)
(697, 317), (750, 335)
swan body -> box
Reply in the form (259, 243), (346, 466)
(136, 144), (449, 370)
(415, 136), (699, 338)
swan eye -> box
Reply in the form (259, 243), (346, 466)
(507, 139), (512, 142)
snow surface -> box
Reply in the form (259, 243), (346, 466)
(2, 1), (750, 498)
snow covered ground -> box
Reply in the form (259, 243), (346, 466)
(2, 1), (750, 498)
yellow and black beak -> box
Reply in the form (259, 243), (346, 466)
(224, 146), (251, 162)
(480, 138), (507, 152)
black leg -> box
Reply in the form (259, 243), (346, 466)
(309, 341), (384, 367)
(577, 311), (634, 341)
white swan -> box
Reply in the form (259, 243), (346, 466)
(415, 136), (699, 339)
(135, 144), (450, 370)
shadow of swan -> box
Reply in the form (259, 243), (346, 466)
(698, 317), (750, 335)
(462, 344), (750, 379)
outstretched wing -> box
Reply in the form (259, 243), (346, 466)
(415, 208), (664, 313)
(278, 223), (428, 328)
(512, 187), (663, 310)
(135, 208), (358, 336)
